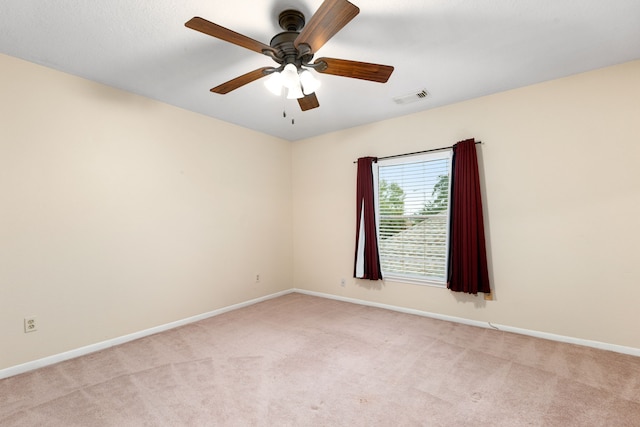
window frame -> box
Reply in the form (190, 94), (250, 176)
(375, 150), (453, 287)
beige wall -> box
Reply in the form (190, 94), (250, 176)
(0, 54), (293, 370)
(2, 53), (639, 372)
(292, 60), (640, 350)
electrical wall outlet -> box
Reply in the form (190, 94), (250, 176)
(340, 278), (346, 287)
(255, 273), (260, 283)
(24, 316), (38, 333)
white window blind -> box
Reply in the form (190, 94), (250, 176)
(376, 151), (452, 284)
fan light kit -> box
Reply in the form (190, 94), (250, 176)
(185, 0), (394, 111)
(264, 63), (321, 99)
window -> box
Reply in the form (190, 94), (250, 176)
(376, 150), (452, 285)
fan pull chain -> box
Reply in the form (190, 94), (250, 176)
(282, 108), (295, 125)
(281, 93), (294, 125)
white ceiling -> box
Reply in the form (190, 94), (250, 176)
(2, 0), (639, 141)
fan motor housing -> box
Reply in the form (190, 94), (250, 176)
(270, 10), (313, 64)
(270, 31), (299, 58)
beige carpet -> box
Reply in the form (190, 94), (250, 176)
(1, 293), (639, 426)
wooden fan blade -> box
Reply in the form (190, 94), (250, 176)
(211, 67), (272, 94)
(298, 93), (320, 111)
(294, 0), (359, 54)
(185, 17), (274, 55)
(314, 57), (394, 83)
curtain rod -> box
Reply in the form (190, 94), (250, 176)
(353, 140), (482, 163)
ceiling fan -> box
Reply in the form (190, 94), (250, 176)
(185, 0), (394, 112)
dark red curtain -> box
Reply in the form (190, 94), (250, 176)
(447, 139), (490, 294)
(354, 157), (383, 280)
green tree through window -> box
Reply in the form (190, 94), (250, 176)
(419, 175), (449, 216)
(378, 179), (406, 239)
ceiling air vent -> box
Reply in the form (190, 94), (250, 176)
(393, 89), (428, 105)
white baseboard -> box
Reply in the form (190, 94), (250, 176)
(3, 287), (637, 380)
(293, 288), (640, 358)
(0, 289), (293, 380)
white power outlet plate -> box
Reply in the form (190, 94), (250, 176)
(255, 274), (260, 283)
(24, 316), (38, 333)
(340, 278), (346, 287)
